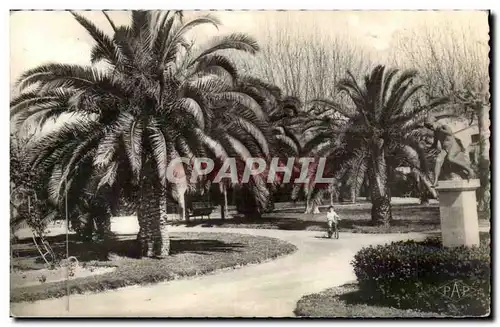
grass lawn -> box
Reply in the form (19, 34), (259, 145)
(294, 283), (445, 318)
(178, 202), (490, 234)
(175, 202), (444, 233)
(11, 232), (297, 303)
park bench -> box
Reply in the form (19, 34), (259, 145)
(188, 202), (214, 220)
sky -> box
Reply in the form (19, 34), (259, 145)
(8, 10), (489, 148)
(10, 10), (489, 93)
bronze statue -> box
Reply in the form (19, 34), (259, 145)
(424, 116), (475, 187)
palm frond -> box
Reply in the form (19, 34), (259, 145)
(338, 71), (367, 106)
(97, 161), (119, 190)
(131, 10), (155, 53)
(194, 128), (228, 161)
(230, 116), (270, 157)
(177, 97), (206, 129)
(192, 33), (259, 64)
(384, 79), (421, 119)
(121, 116), (143, 179)
(384, 69), (418, 112)
(162, 14), (221, 63)
(102, 11), (117, 32)
(148, 123), (169, 186)
(380, 67), (399, 106)
(302, 133), (337, 156)
(71, 11), (119, 65)
(93, 120), (124, 168)
(348, 154), (367, 194)
(214, 92), (266, 121)
(309, 99), (355, 119)
(274, 134), (299, 154)
(390, 96), (449, 126)
(57, 132), (102, 196)
(194, 54), (239, 81)
(17, 64), (123, 102)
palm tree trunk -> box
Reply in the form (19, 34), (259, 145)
(136, 162), (170, 258)
(351, 184), (357, 204)
(156, 192), (170, 257)
(365, 178), (371, 201)
(94, 209), (112, 260)
(476, 104), (490, 213)
(305, 199), (320, 214)
(179, 188), (187, 222)
(137, 183), (156, 258)
(160, 193), (167, 222)
(222, 185), (228, 220)
(368, 144), (392, 226)
(304, 202), (313, 214)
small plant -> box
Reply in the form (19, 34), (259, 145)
(68, 257), (79, 278)
(60, 256), (79, 278)
(38, 275), (47, 284)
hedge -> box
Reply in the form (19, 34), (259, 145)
(351, 236), (491, 316)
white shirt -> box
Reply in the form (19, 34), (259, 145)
(327, 210), (340, 224)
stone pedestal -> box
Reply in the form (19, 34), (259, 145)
(435, 179), (481, 247)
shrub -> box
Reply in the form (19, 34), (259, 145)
(351, 236), (491, 316)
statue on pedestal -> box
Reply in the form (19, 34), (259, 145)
(424, 116), (475, 187)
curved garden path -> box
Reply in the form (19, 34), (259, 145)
(11, 226), (433, 317)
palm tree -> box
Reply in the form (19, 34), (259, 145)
(11, 10), (261, 257)
(302, 65), (447, 225)
(226, 76), (303, 216)
(236, 76), (302, 155)
(291, 102), (352, 213)
(266, 94), (303, 212)
(17, 119), (119, 242)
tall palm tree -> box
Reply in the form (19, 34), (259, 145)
(11, 10), (261, 257)
(265, 92), (303, 212)
(302, 65), (447, 225)
(291, 102), (352, 213)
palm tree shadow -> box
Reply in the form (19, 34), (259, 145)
(109, 237), (245, 258)
(13, 234), (109, 262)
(179, 217), (327, 231)
(314, 235), (332, 239)
(13, 234), (246, 264)
(170, 239), (245, 255)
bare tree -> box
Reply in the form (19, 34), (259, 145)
(235, 16), (372, 103)
(390, 18), (490, 212)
